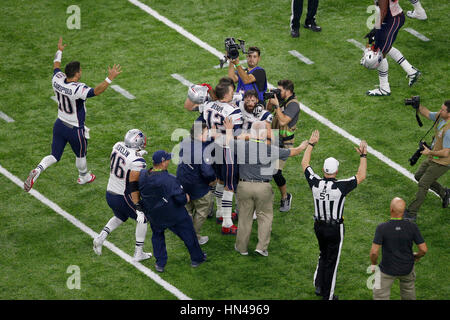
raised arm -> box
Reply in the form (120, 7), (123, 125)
(355, 140), (368, 184)
(227, 57), (239, 83)
(93, 64), (122, 96)
(53, 37), (67, 70)
(301, 130), (320, 172)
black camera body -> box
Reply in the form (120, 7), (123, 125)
(409, 141), (430, 166)
(263, 89), (282, 101)
(219, 38), (247, 68)
(405, 96), (420, 110)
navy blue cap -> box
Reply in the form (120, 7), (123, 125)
(152, 150), (172, 164)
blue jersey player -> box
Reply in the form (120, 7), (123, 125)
(361, 0), (421, 96)
(24, 37), (122, 191)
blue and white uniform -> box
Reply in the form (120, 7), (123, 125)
(238, 100), (273, 131)
(51, 68), (95, 160)
(106, 142), (146, 222)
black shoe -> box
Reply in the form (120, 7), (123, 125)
(291, 29), (300, 38)
(442, 188), (449, 208)
(403, 209), (417, 223)
(304, 20), (322, 32)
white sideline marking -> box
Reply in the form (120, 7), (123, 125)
(347, 39), (366, 51)
(110, 85), (136, 100)
(0, 111), (15, 123)
(51, 96), (58, 103)
(171, 73), (194, 87)
(129, 0), (439, 198)
(0, 164), (191, 300)
(288, 50), (314, 65)
(404, 28), (430, 42)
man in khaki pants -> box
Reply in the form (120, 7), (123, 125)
(370, 197), (428, 300)
(219, 119), (308, 256)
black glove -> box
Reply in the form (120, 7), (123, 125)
(364, 28), (377, 44)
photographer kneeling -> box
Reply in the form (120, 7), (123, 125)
(266, 80), (301, 212)
(405, 99), (450, 222)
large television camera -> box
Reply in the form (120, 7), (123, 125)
(219, 38), (247, 68)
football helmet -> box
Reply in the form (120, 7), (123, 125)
(360, 46), (383, 69)
(124, 129), (147, 150)
(187, 85), (208, 104)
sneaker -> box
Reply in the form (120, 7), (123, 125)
(255, 249), (269, 257)
(279, 193), (293, 212)
(235, 244), (248, 256)
(407, 67), (421, 87)
(442, 188), (449, 209)
(366, 87), (391, 96)
(221, 224), (238, 235)
(406, 10), (427, 20)
(24, 169), (39, 192)
(133, 250), (152, 262)
(198, 236), (209, 245)
(93, 236), (103, 256)
(403, 209), (417, 223)
(154, 264), (164, 273)
(191, 253), (207, 268)
(304, 20), (322, 32)
(77, 171), (96, 185)
(291, 29), (300, 38)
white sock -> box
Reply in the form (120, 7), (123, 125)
(75, 157), (88, 176)
(222, 190), (234, 228)
(99, 216), (123, 241)
(215, 183), (224, 218)
(377, 58), (390, 92)
(35, 155), (57, 179)
(135, 222), (148, 251)
(387, 47), (415, 75)
(410, 0), (424, 11)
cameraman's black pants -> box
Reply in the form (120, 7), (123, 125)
(290, 0), (319, 31)
(408, 158), (448, 216)
(313, 221), (344, 300)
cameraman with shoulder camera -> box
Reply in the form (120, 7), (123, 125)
(227, 46), (267, 103)
(266, 80), (301, 212)
(405, 99), (450, 222)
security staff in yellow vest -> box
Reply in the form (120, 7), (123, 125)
(266, 80), (301, 212)
(404, 100), (450, 222)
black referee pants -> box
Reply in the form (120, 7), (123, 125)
(313, 222), (344, 300)
(290, 0), (319, 31)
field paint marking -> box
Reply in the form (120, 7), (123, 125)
(0, 164), (191, 300)
(110, 85), (136, 99)
(51, 96), (58, 103)
(288, 50), (314, 65)
(129, 0), (440, 197)
(347, 39), (366, 51)
(0, 111), (15, 123)
(404, 28), (430, 42)
(171, 73), (194, 87)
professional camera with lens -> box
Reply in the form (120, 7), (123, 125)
(263, 89), (282, 101)
(219, 38), (247, 68)
(405, 96), (420, 110)
(409, 141), (430, 166)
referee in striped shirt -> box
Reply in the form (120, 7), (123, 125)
(301, 130), (367, 300)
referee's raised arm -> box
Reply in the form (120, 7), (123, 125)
(301, 130), (320, 172)
(354, 140), (368, 184)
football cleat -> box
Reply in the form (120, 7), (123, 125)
(221, 224), (237, 235)
(133, 250), (152, 262)
(24, 169), (39, 192)
(255, 249), (269, 257)
(406, 10), (427, 20)
(360, 46), (383, 70)
(280, 193), (293, 212)
(366, 87), (391, 96)
(77, 172), (96, 185)
(93, 237), (103, 256)
(198, 236), (209, 245)
(407, 68), (421, 87)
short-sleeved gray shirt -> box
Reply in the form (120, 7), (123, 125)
(283, 100), (300, 128)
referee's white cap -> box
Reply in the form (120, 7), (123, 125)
(323, 157), (339, 174)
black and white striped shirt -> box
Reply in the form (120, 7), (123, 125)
(304, 166), (357, 222)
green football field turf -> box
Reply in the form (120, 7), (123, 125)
(0, 0), (448, 300)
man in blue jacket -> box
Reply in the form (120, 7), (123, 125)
(177, 122), (217, 245)
(137, 150), (206, 273)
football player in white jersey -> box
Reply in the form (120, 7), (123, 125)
(361, 0), (421, 96)
(239, 89), (273, 133)
(93, 129), (152, 262)
(24, 37), (122, 192)
(199, 80), (243, 235)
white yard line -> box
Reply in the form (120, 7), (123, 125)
(110, 85), (136, 100)
(0, 164), (191, 300)
(171, 73), (194, 87)
(347, 39), (366, 51)
(0, 111), (15, 123)
(404, 28), (430, 42)
(288, 50), (314, 65)
(129, 0), (436, 196)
